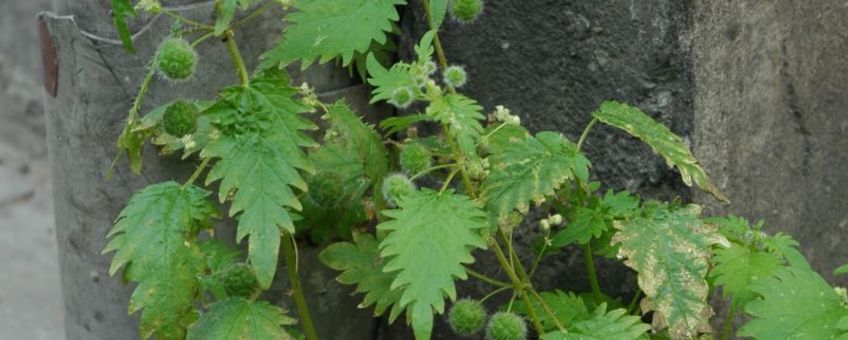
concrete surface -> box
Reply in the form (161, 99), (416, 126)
(0, 0), (65, 339)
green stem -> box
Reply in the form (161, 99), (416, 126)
(224, 30), (250, 86)
(528, 241), (548, 277)
(107, 65), (157, 178)
(162, 10), (214, 29)
(410, 163), (457, 180)
(234, 2), (273, 29)
(529, 288), (566, 332)
(583, 243), (602, 301)
(480, 286), (510, 303)
(466, 268), (511, 288)
(626, 290), (642, 315)
(490, 239), (545, 335)
(421, 0), (449, 70)
(721, 299), (737, 340)
(190, 31), (216, 48)
(576, 118), (598, 153)
(439, 167), (460, 193)
(443, 124), (476, 196)
(182, 158), (211, 188)
(282, 234), (319, 340)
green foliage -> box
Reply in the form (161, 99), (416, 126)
(738, 266), (848, 339)
(486, 312), (528, 340)
(448, 299), (487, 336)
(110, 0), (137, 52)
(219, 263), (261, 299)
(400, 142), (432, 175)
(611, 203), (728, 338)
(428, 0), (449, 28)
(186, 298), (296, 340)
(261, 0), (406, 68)
(710, 244), (783, 305)
(200, 69), (316, 288)
(593, 101), (727, 202)
(837, 264), (848, 276)
(378, 189), (488, 339)
(540, 304), (650, 340)
(513, 290), (590, 332)
(214, 0), (261, 35)
(425, 93), (485, 157)
(320, 233), (404, 319)
(551, 190), (639, 248)
(103, 182), (216, 339)
(483, 131), (589, 225)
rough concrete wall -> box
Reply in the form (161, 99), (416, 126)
(692, 0), (848, 286)
(0, 0), (64, 339)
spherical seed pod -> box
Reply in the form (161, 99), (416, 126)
(399, 142), (432, 175)
(443, 65), (468, 88)
(486, 312), (527, 340)
(451, 0), (484, 23)
(220, 264), (261, 299)
(382, 173), (416, 206)
(162, 100), (199, 136)
(389, 87), (415, 109)
(154, 37), (197, 81)
(448, 299), (487, 336)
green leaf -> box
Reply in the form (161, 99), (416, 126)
(379, 114), (433, 135)
(198, 239), (241, 274)
(187, 298), (296, 340)
(709, 244), (783, 305)
(482, 124), (530, 152)
(378, 189), (488, 339)
(111, 0), (137, 52)
(482, 131), (590, 224)
(320, 233), (404, 320)
(367, 54), (417, 104)
(551, 206), (606, 247)
(739, 266), (848, 339)
(261, 0), (406, 69)
(611, 203), (728, 338)
(201, 69), (316, 288)
(425, 93), (485, 157)
(428, 0), (448, 28)
(540, 304), (650, 340)
(116, 118), (145, 173)
(836, 264), (848, 276)
(322, 102), (388, 181)
(214, 0), (261, 35)
(593, 101), (727, 202)
(103, 182), (216, 339)
(513, 290), (590, 332)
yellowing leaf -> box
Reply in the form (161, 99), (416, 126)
(483, 131), (590, 224)
(103, 182), (216, 339)
(611, 203), (728, 339)
(378, 189), (488, 339)
(593, 101), (727, 202)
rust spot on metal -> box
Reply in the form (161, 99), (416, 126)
(38, 17), (58, 97)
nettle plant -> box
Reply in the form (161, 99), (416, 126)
(104, 0), (848, 339)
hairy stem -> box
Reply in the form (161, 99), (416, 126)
(410, 163), (457, 181)
(442, 124), (476, 196)
(162, 10), (214, 29)
(529, 288), (566, 332)
(583, 243), (603, 301)
(107, 65), (157, 178)
(224, 30), (250, 86)
(282, 234), (319, 340)
(183, 158), (210, 188)
(421, 0), (449, 70)
(490, 238), (545, 334)
(480, 286), (511, 303)
(627, 290), (642, 315)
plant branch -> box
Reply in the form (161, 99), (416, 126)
(163, 10), (214, 29)
(583, 243), (603, 301)
(721, 299), (737, 340)
(576, 117), (598, 153)
(224, 30), (250, 86)
(183, 158), (211, 188)
(529, 288), (566, 332)
(466, 268), (511, 288)
(282, 233), (319, 340)
(421, 0), (449, 70)
(627, 290), (642, 315)
(410, 163), (457, 180)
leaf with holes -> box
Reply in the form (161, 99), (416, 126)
(593, 101), (727, 202)
(261, 0), (406, 69)
(378, 189), (488, 339)
(611, 203), (728, 339)
(483, 131), (590, 224)
(201, 69), (316, 288)
(103, 182), (217, 339)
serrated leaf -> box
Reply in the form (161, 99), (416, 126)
(379, 114), (433, 135)
(103, 182), (216, 339)
(593, 101), (727, 202)
(425, 93), (485, 158)
(552, 190), (640, 248)
(611, 203), (728, 339)
(261, 0), (406, 69)
(483, 124), (530, 152)
(201, 69), (316, 288)
(111, 0), (137, 52)
(540, 304), (651, 340)
(320, 233), (404, 320)
(836, 264), (848, 276)
(513, 290), (590, 332)
(322, 102), (388, 181)
(483, 131), (590, 224)
(739, 266), (848, 339)
(378, 189), (488, 339)
(428, 0), (448, 28)
(709, 244), (783, 305)
(367, 54), (417, 104)
(187, 297), (296, 340)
